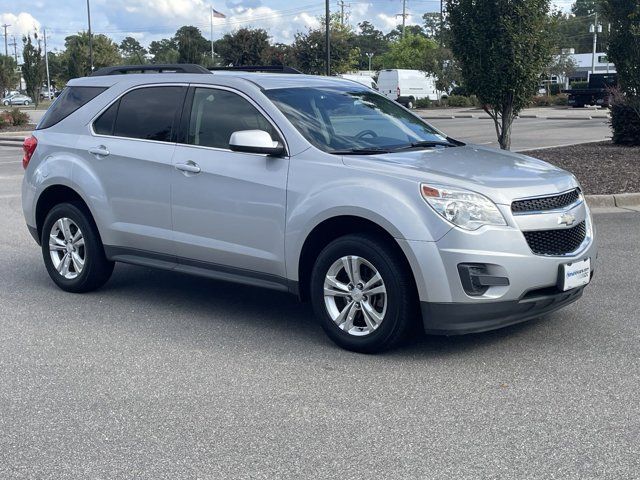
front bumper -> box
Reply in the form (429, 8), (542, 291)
(397, 202), (597, 334)
(421, 285), (585, 335)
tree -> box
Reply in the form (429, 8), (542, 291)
(62, 32), (121, 78)
(446, 0), (553, 150)
(119, 36), (147, 64)
(352, 21), (388, 69)
(546, 53), (577, 90)
(380, 34), (439, 72)
(261, 43), (294, 66)
(602, 0), (640, 144)
(174, 26), (209, 64)
(149, 38), (179, 64)
(0, 55), (19, 95)
(385, 24), (426, 42)
(215, 28), (270, 66)
(291, 16), (359, 74)
(22, 33), (45, 107)
(572, 0), (601, 17)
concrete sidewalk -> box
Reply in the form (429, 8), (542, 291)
(417, 106), (610, 120)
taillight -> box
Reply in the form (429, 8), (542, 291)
(22, 135), (37, 169)
(397, 86), (401, 97)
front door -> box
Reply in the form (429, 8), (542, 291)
(170, 86), (289, 279)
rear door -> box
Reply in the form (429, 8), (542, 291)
(77, 84), (187, 257)
(170, 85), (289, 279)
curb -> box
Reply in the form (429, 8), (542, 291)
(418, 114), (603, 121)
(586, 193), (640, 208)
(0, 141), (22, 148)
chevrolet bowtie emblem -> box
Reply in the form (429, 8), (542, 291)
(558, 213), (576, 226)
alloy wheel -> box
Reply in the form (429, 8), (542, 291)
(48, 217), (85, 279)
(323, 255), (387, 336)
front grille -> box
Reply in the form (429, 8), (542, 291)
(523, 221), (586, 255)
(512, 189), (581, 214)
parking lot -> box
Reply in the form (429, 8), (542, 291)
(0, 145), (638, 479)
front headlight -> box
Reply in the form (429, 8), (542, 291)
(420, 183), (507, 231)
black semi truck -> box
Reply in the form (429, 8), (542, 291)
(562, 73), (618, 108)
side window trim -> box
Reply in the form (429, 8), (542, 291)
(90, 83), (189, 144)
(180, 84), (289, 156)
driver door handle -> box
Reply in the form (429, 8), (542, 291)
(175, 161), (201, 174)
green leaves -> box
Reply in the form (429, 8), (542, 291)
(446, 0), (553, 149)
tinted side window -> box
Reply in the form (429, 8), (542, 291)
(93, 101), (119, 135)
(187, 88), (278, 149)
(37, 86), (107, 130)
(112, 86), (186, 142)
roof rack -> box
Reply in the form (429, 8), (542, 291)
(91, 64), (211, 76)
(209, 65), (303, 74)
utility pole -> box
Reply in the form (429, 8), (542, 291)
(44, 28), (51, 101)
(337, 0), (350, 26)
(9, 36), (17, 63)
(590, 12), (601, 77)
(2, 24), (10, 57)
(439, 0), (443, 46)
(86, 0), (94, 73)
(396, 0), (408, 38)
(325, 0), (330, 76)
(210, 7), (214, 60)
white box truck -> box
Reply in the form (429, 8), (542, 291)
(377, 69), (439, 108)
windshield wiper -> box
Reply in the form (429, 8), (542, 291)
(394, 140), (457, 151)
(328, 147), (393, 155)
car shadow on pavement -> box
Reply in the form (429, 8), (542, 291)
(92, 262), (547, 358)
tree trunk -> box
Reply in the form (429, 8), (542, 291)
(498, 94), (515, 150)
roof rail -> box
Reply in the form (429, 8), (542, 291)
(210, 65), (303, 74)
(91, 64), (211, 76)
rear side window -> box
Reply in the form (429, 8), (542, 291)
(37, 86), (107, 130)
(94, 86), (186, 142)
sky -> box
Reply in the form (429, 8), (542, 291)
(1, 0), (575, 57)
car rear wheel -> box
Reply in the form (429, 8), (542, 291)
(41, 203), (114, 293)
(24, 100), (30, 106)
(2, 101), (8, 106)
(310, 234), (417, 353)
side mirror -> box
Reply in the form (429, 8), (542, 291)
(229, 130), (285, 156)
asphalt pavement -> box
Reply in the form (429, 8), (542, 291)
(0, 146), (638, 479)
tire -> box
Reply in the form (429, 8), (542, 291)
(407, 98), (414, 109)
(2, 101), (8, 106)
(310, 234), (417, 353)
(41, 202), (114, 293)
(24, 100), (30, 106)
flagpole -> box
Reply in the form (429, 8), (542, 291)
(210, 6), (214, 61)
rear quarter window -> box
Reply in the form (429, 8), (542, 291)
(37, 86), (107, 130)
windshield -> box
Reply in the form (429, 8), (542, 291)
(265, 86), (455, 154)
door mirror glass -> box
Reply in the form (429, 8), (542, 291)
(229, 130), (285, 156)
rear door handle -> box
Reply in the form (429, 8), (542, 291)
(175, 161), (201, 174)
(88, 146), (110, 158)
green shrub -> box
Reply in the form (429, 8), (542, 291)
(449, 85), (470, 96)
(415, 97), (432, 108)
(571, 81), (589, 90)
(610, 93), (640, 145)
(9, 108), (29, 126)
(549, 84), (563, 95)
(530, 96), (551, 107)
(553, 95), (569, 106)
(445, 95), (473, 107)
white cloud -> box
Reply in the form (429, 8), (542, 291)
(0, 12), (41, 38)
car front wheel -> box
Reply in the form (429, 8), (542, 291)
(41, 202), (114, 293)
(310, 234), (417, 353)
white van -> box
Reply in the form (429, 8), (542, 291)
(377, 69), (438, 108)
(338, 73), (378, 90)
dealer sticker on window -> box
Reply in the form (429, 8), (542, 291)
(561, 258), (591, 291)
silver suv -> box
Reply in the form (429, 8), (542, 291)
(22, 65), (596, 352)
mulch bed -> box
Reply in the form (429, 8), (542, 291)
(0, 124), (36, 133)
(525, 141), (640, 195)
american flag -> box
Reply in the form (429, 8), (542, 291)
(212, 7), (226, 18)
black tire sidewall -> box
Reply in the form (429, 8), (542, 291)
(310, 235), (414, 353)
(41, 203), (110, 292)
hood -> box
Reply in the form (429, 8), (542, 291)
(341, 145), (578, 205)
